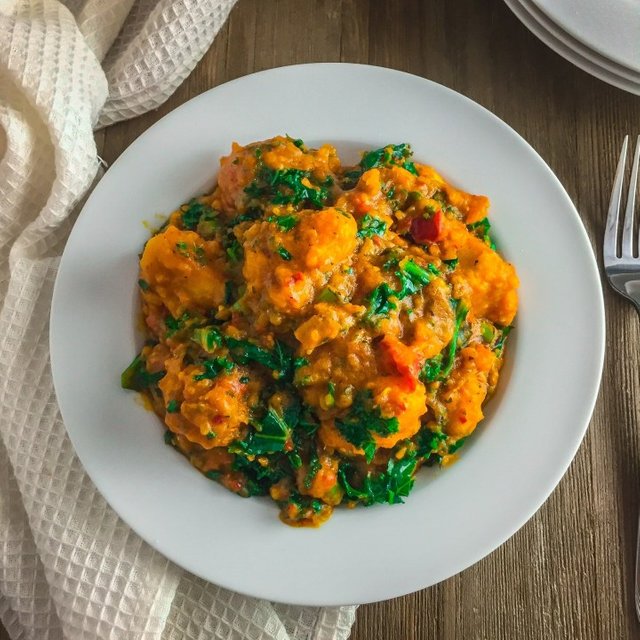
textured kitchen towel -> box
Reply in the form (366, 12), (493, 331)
(0, 1), (357, 638)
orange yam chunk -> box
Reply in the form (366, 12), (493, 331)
(159, 357), (249, 448)
(451, 232), (519, 326)
(415, 164), (489, 223)
(318, 377), (427, 455)
(243, 244), (315, 313)
(295, 207), (358, 270)
(442, 185), (489, 224)
(139, 224), (225, 317)
(242, 208), (357, 318)
(442, 344), (498, 439)
(217, 142), (258, 212)
(369, 377), (427, 448)
(294, 302), (362, 354)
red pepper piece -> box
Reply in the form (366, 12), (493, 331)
(410, 210), (444, 243)
(380, 335), (422, 390)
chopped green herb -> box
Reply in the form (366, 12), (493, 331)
(229, 208), (262, 227)
(197, 210), (219, 238)
(448, 437), (467, 454)
(443, 258), (458, 270)
(138, 279), (150, 291)
(225, 337), (293, 380)
(365, 283), (397, 322)
(317, 287), (340, 303)
(245, 166), (329, 209)
(205, 470), (221, 480)
(241, 407), (291, 454)
(277, 246), (292, 261)
(357, 214), (387, 239)
(164, 430), (174, 445)
(480, 321), (495, 342)
(225, 237), (244, 263)
(420, 354), (443, 383)
(206, 431), (216, 440)
(229, 453), (286, 496)
(304, 452), (322, 489)
(191, 326), (223, 352)
(239, 375), (250, 384)
(121, 354), (165, 391)
(494, 326), (512, 356)
(288, 451), (303, 469)
(175, 241), (189, 257)
(165, 312), (190, 337)
(293, 357), (309, 369)
(419, 300), (468, 383)
(416, 428), (447, 459)
(166, 399), (180, 413)
(193, 357), (234, 381)
(193, 245), (206, 264)
(383, 252), (400, 270)
(338, 454), (417, 505)
(286, 135), (305, 149)
(468, 217), (496, 250)
(267, 214), (299, 230)
(440, 300), (469, 379)
(396, 260), (439, 298)
(360, 143), (417, 175)
(181, 199), (215, 231)
(335, 390), (399, 462)
(326, 382), (336, 407)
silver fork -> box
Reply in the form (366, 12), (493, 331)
(603, 134), (640, 621)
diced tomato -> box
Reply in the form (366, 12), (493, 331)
(380, 335), (422, 390)
(353, 194), (371, 214)
(411, 210), (444, 243)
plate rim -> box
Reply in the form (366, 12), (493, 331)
(529, 0), (640, 74)
(504, 0), (640, 96)
(514, 0), (640, 83)
(50, 62), (606, 605)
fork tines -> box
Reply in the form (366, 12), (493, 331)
(604, 135), (640, 263)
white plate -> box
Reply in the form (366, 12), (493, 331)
(517, 0), (640, 84)
(505, 0), (640, 96)
(531, 0), (640, 74)
(50, 63), (605, 606)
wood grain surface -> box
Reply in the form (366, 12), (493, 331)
(3, 1), (640, 638)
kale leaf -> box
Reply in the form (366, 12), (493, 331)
(121, 354), (165, 391)
(419, 299), (469, 382)
(467, 217), (496, 250)
(335, 390), (399, 462)
(267, 214), (299, 231)
(193, 357), (234, 381)
(365, 283), (397, 322)
(181, 199), (215, 231)
(357, 214), (387, 239)
(338, 454), (418, 505)
(360, 143), (418, 175)
(395, 259), (439, 298)
(245, 167), (329, 209)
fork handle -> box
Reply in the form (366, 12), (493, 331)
(636, 509), (640, 620)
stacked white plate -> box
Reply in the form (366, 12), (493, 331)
(504, 0), (640, 95)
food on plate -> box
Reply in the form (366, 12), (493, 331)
(122, 136), (519, 526)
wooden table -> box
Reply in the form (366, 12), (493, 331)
(3, 0), (640, 638)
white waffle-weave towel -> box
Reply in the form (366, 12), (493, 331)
(0, 1), (358, 638)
